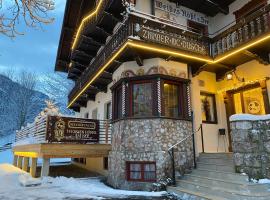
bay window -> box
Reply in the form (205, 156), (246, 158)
(112, 75), (190, 120)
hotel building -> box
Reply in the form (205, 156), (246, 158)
(13, 0), (270, 197)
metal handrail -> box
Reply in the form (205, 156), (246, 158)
(167, 111), (205, 186)
(168, 125), (202, 151)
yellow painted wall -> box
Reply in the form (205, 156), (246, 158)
(192, 60), (270, 153)
(191, 71), (228, 153)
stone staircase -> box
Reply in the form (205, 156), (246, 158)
(167, 153), (270, 200)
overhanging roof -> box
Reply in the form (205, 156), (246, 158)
(55, 0), (96, 72)
(168, 0), (237, 16)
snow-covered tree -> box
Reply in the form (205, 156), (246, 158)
(40, 72), (74, 115)
(0, 0), (55, 38)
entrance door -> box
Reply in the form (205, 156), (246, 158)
(224, 83), (270, 151)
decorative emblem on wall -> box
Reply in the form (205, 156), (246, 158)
(248, 100), (261, 114)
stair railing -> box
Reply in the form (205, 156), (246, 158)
(167, 112), (204, 186)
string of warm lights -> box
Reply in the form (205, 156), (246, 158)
(71, 0), (104, 50)
(14, 151), (39, 158)
(217, 78), (269, 94)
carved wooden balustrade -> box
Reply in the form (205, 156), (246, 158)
(212, 4), (270, 57)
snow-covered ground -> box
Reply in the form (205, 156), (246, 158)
(0, 149), (13, 164)
(0, 164), (167, 200)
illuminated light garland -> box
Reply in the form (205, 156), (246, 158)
(67, 33), (270, 108)
(71, 0), (104, 50)
(68, 42), (129, 108)
(128, 41), (214, 63)
(217, 78), (268, 94)
(14, 151), (39, 158)
(213, 34), (270, 63)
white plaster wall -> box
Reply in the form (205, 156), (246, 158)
(208, 0), (256, 35)
(135, 0), (266, 35)
(217, 60), (270, 90)
(135, 0), (152, 14)
(79, 83), (113, 120)
(113, 58), (188, 81)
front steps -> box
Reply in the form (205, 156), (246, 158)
(167, 153), (270, 200)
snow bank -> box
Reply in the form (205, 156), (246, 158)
(230, 114), (270, 121)
(0, 164), (167, 200)
(250, 178), (270, 184)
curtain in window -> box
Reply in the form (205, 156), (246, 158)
(130, 163), (141, 180)
(144, 163), (156, 180)
(164, 83), (179, 118)
(132, 83), (153, 117)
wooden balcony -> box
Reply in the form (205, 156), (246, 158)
(13, 115), (111, 177)
(15, 116), (111, 145)
(67, 4), (270, 110)
(13, 115), (111, 160)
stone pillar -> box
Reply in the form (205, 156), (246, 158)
(13, 155), (18, 167)
(17, 156), (23, 169)
(22, 157), (29, 172)
(41, 158), (50, 177)
(30, 158), (37, 178)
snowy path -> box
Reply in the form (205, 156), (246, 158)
(0, 164), (168, 200)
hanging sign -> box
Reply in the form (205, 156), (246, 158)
(137, 27), (208, 55)
(46, 116), (99, 143)
(155, 0), (209, 25)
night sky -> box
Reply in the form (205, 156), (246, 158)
(0, 0), (66, 74)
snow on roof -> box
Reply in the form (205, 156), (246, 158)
(230, 114), (270, 122)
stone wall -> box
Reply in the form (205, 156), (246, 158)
(107, 118), (193, 191)
(230, 116), (270, 179)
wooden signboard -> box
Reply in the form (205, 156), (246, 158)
(46, 116), (99, 143)
(138, 27), (208, 55)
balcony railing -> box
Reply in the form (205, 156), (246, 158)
(68, 4), (270, 105)
(68, 13), (210, 103)
(212, 4), (270, 57)
(15, 116), (112, 145)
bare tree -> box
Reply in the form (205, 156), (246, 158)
(0, 0), (55, 38)
(15, 71), (37, 128)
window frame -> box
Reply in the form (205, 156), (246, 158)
(113, 86), (123, 120)
(129, 80), (155, 117)
(126, 161), (156, 182)
(161, 80), (185, 118)
(200, 92), (218, 124)
(104, 101), (112, 120)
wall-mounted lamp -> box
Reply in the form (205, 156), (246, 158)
(225, 70), (245, 82)
(226, 72), (233, 80)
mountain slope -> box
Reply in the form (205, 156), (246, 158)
(0, 74), (48, 139)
